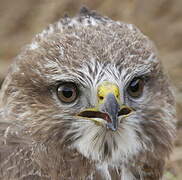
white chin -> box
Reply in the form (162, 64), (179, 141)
(71, 122), (143, 165)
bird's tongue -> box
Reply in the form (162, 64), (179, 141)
(77, 111), (112, 123)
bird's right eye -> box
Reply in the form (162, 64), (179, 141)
(57, 82), (78, 103)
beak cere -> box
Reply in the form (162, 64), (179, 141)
(77, 82), (132, 131)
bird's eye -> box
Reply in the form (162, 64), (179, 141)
(57, 83), (78, 103)
(127, 77), (144, 98)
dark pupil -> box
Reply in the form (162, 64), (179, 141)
(62, 87), (73, 98)
(130, 79), (140, 92)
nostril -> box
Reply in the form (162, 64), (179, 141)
(118, 107), (132, 116)
(99, 96), (104, 100)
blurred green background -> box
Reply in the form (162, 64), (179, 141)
(0, 0), (182, 179)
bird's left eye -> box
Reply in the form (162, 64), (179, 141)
(127, 77), (144, 98)
(57, 83), (78, 103)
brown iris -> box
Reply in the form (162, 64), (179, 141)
(57, 83), (78, 103)
(127, 77), (144, 98)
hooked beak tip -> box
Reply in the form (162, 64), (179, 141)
(107, 123), (118, 131)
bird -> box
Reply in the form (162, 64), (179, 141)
(0, 7), (176, 180)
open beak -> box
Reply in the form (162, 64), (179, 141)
(77, 82), (133, 131)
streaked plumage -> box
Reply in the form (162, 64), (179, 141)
(0, 8), (176, 180)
